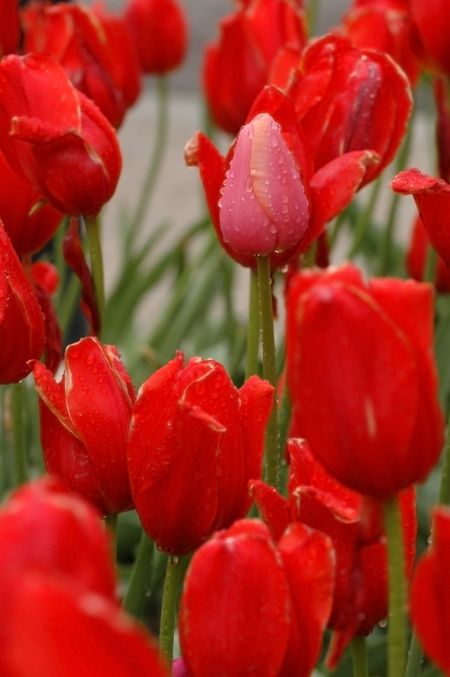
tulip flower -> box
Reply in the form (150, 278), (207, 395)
(407, 215), (450, 292)
(203, 0), (306, 134)
(435, 77), (450, 183)
(411, 0), (450, 75)
(391, 168), (450, 268)
(31, 337), (135, 515)
(0, 149), (62, 256)
(0, 220), (45, 384)
(410, 508), (450, 675)
(186, 86), (379, 267)
(286, 264), (443, 499)
(127, 352), (274, 555)
(252, 438), (417, 667)
(179, 519), (335, 677)
(340, 0), (419, 84)
(124, 0), (188, 74)
(22, 3), (141, 128)
(0, 0), (19, 57)
(0, 53), (121, 216)
(0, 478), (169, 677)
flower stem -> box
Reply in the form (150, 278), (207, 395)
(307, 0), (320, 33)
(405, 633), (424, 677)
(383, 495), (407, 677)
(85, 215), (105, 331)
(256, 255), (279, 488)
(123, 531), (154, 619)
(423, 244), (438, 284)
(246, 267), (260, 379)
(127, 76), (168, 250)
(105, 513), (118, 560)
(159, 555), (184, 664)
(11, 382), (27, 486)
(351, 636), (369, 677)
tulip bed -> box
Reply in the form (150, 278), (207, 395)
(1, 0), (450, 676)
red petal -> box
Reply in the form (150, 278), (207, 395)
(250, 479), (290, 541)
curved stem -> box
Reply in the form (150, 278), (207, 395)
(256, 256), (279, 487)
(11, 382), (27, 486)
(127, 76), (169, 249)
(85, 215), (105, 332)
(351, 636), (369, 677)
(159, 555), (184, 664)
(246, 267), (260, 379)
(123, 531), (154, 619)
(383, 495), (407, 677)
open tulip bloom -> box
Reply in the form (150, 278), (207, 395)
(1, 1), (450, 675)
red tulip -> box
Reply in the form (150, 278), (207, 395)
(286, 264), (443, 499)
(0, 149), (62, 256)
(0, 478), (169, 677)
(0, 53), (121, 215)
(435, 77), (450, 183)
(22, 3), (141, 128)
(0, 220), (45, 384)
(411, 0), (450, 75)
(31, 337), (135, 515)
(340, 0), (419, 84)
(0, 0), (20, 57)
(124, 0), (188, 74)
(391, 168), (450, 268)
(179, 519), (334, 677)
(407, 215), (450, 292)
(185, 86), (378, 266)
(203, 0), (306, 134)
(127, 352), (274, 555)
(411, 507), (450, 675)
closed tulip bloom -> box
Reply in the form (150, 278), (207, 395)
(286, 264), (444, 499)
(124, 0), (187, 74)
(31, 337), (135, 515)
(411, 0), (450, 75)
(0, 478), (169, 677)
(0, 220), (45, 384)
(203, 0), (306, 134)
(411, 508), (450, 675)
(179, 519), (334, 677)
(127, 352), (274, 555)
(0, 54), (121, 215)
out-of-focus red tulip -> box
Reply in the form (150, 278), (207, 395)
(185, 86), (378, 267)
(407, 215), (450, 292)
(435, 77), (450, 183)
(124, 0), (187, 74)
(0, 149), (62, 256)
(391, 168), (450, 268)
(0, 53), (121, 215)
(252, 438), (417, 668)
(31, 337), (135, 515)
(0, 478), (169, 677)
(411, 508), (450, 675)
(286, 264), (443, 499)
(281, 35), (412, 184)
(411, 0), (450, 75)
(340, 0), (419, 84)
(179, 519), (334, 677)
(22, 3), (141, 128)
(127, 352), (274, 555)
(0, 220), (45, 384)
(0, 0), (20, 57)
(203, 0), (306, 134)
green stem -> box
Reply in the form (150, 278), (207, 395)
(348, 177), (383, 258)
(351, 636), (369, 677)
(85, 215), (105, 331)
(123, 531), (154, 619)
(105, 513), (118, 561)
(277, 382), (292, 494)
(405, 633), (424, 677)
(256, 256), (279, 487)
(159, 555), (184, 663)
(246, 267), (260, 379)
(127, 76), (168, 250)
(11, 382), (27, 486)
(423, 244), (438, 284)
(383, 495), (407, 677)
(307, 0), (320, 33)
(378, 124), (413, 275)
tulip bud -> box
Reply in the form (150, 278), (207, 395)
(31, 337), (135, 515)
(219, 113), (310, 257)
